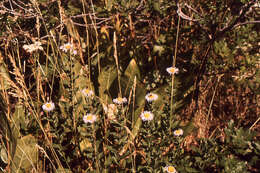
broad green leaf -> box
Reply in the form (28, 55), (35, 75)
(12, 135), (38, 172)
(98, 64), (118, 102)
(0, 147), (8, 164)
(0, 61), (11, 90)
(124, 59), (141, 81)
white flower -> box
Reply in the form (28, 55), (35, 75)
(173, 129), (183, 136)
(83, 113), (97, 124)
(81, 88), (94, 98)
(145, 92), (158, 102)
(113, 97), (127, 104)
(140, 111), (154, 121)
(42, 102), (55, 112)
(103, 103), (118, 120)
(60, 42), (77, 55)
(166, 67), (179, 75)
(23, 41), (43, 53)
(163, 166), (177, 173)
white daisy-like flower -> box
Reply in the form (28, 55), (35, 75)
(103, 103), (118, 120)
(42, 102), (55, 112)
(23, 41), (43, 53)
(83, 113), (97, 124)
(140, 111), (154, 121)
(163, 166), (177, 173)
(81, 88), (94, 98)
(166, 67), (179, 75)
(145, 92), (158, 102)
(60, 42), (77, 55)
(113, 97), (127, 104)
(173, 129), (183, 136)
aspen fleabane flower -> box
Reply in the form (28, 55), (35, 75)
(60, 43), (77, 55)
(42, 102), (55, 112)
(81, 88), (94, 98)
(83, 113), (97, 124)
(103, 103), (118, 120)
(145, 92), (158, 102)
(113, 97), (127, 104)
(140, 111), (154, 121)
(164, 166), (177, 173)
(23, 41), (43, 53)
(166, 67), (179, 75)
(174, 129), (183, 136)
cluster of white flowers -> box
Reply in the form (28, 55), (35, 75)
(103, 103), (118, 120)
(60, 42), (77, 55)
(23, 41), (43, 53)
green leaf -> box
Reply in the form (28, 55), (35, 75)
(0, 61), (11, 90)
(98, 64), (118, 102)
(0, 147), (8, 164)
(12, 135), (38, 172)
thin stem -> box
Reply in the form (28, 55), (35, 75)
(93, 124), (100, 172)
(113, 32), (122, 98)
(250, 116), (260, 130)
(90, 0), (101, 74)
(170, 16), (181, 119)
(206, 75), (222, 128)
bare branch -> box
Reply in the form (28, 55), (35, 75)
(233, 20), (260, 29)
(177, 3), (200, 22)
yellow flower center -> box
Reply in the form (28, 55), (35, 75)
(168, 166), (176, 172)
(169, 68), (175, 73)
(143, 113), (151, 118)
(86, 115), (93, 120)
(65, 44), (72, 49)
(117, 97), (123, 102)
(84, 89), (90, 94)
(46, 103), (52, 108)
(148, 94), (154, 98)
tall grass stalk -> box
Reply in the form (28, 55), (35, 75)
(206, 75), (222, 130)
(7, 54), (63, 171)
(90, 0), (101, 74)
(113, 32), (122, 98)
(170, 16), (181, 127)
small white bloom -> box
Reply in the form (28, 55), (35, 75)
(145, 92), (158, 102)
(163, 166), (177, 173)
(140, 111), (154, 121)
(42, 102), (55, 112)
(23, 41), (43, 53)
(83, 113), (97, 124)
(113, 97), (127, 104)
(103, 104), (118, 120)
(173, 129), (183, 136)
(166, 67), (179, 75)
(60, 42), (77, 55)
(81, 88), (94, 98)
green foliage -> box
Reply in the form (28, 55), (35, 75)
(0, 0), (259, 172)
